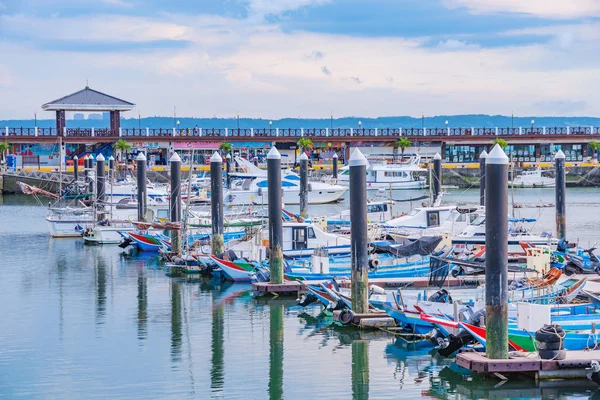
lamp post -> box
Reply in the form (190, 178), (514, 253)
(138, 112), (141, 130)
(531, 119), (535, 132)
(511, 112), (514, 129)
(237, 113), (240, 130)
(445, 120), (449, 135)
(176, 120), (180, 134)
(358, 120), (362, 131)
(422, 112), (424, 129)
(34, 111), (37, 127)
(330, 113), (333, 130)
(269, 120), (273, 134)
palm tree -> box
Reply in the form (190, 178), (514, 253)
(0, 141), (10, 166)
(297, 138), (314, 153)
(589, 141), (600, 161)
(219, 142), (233, 154)
(492, 138), (509, 149)
(396, 137), (412, 154)
(113, 139), (131, 162)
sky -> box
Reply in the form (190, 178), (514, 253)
(0, 0), (599, 119)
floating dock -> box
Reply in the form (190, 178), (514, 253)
(252, 281), (305, 295)
(457, 350), (600, 380)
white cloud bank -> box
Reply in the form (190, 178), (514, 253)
(444, 0), (600, 19)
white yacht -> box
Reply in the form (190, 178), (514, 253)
(511, 168), (555, 188)
(337, 154), (427, 190)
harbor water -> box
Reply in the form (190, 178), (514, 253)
(1, 189), (600, 399)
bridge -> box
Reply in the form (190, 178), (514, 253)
(3, 126), (600, 144)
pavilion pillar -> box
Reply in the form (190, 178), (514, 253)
(56, 110), (66, 137)
(110, 111), (121, 135)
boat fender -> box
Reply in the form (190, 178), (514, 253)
(368, 258), (380, 271)
(369, 285), (385, 296)
(257, 188), (263, 197)
(308, 183), (313, 192)
(338, 309), (354, 325)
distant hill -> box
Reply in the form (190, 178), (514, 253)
(2, 115), (600, 129)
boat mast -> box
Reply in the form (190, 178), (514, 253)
(58, 135), (63, 206)
(183, 149), (196, 254)
(510, 152), (516, 218)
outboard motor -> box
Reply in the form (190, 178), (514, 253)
(427, 289), (453, 304)
(437, 330), (475, 357)
(297, 293), (318, 307)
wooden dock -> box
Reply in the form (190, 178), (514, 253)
(252, 281), (305, 295)
(457, 350), (600, 380)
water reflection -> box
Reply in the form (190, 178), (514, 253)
(210, 288), (225, 395)
(95, 256), (107, 325)
(352, 340), (369, 400)
(269, 303), (284, 400)
(137, 268), (147, 341)
(171, 280), (182, 363)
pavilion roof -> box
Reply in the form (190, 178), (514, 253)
(42, 86), (135, 112)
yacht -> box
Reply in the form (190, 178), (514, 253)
(511, 168), (555, 188)
(337, 154), (427, 190)
(327, 200), (394, 232)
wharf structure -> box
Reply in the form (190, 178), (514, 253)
(2, 86), (600, 168)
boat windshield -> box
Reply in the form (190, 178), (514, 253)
(470, 216), (485, 226)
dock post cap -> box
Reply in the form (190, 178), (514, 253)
(486, 144), (508, 165)
(480, 149), (488, 158)
(349, 148), (367, 167)
(299, 152), (309, 161)
(136, 152), (146, 161)
(555, 150), (566, 160)
(96, 153), (105, 162)
(434, 152), (441, 160)
(226, 153), (232, 159)
(109, 155), (115, 161)
(89, 154), (95, 160)
(267, 146), (281, 160)
(170, 152), (181, 163)
(333, 153), (338, 158)
(210, 151), (222, 163)
(73, 155), (78, 160)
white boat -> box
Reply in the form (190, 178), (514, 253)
(82, 222), (136, 244)
(338, 154), (427, 190)
(383, 205), (479, 239)
(511, 168), (555, 188)
(106, 176), (169, 201)
(226, 173), (347, 205)
(326, 200), (394, 232)
(452, 213), (557, 252)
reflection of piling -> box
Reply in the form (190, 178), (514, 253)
(268, 304), (284, 400)
(299, 152), (309, 218)
(267, 147), (284, 284)
(96, 153), (106, 221)
(479, 150), (487, 207)
(332, 153), (338, 180)
(137, 269), (147, 340)
(555, 150), (566, 239)
(170, 152), (182, 255)
(136, 152), (147, 222)
(73, 155), (79, 185)
(349, 149), (369, 314)
(225, 153), (231, 189)
(210, 152), (225, 256)
(433, 152), (442, 203)
(170, 281), (182, 363)
(351, 340), (369, 400)
(210, 292), (224, 393)
(485, 144), (509, 360)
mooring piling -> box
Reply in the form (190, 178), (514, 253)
(479, 149), (487, 207)
(225, 153), (231, 189)
(349, 148), (369, 314)
(485, 144), (509, 360)
(88, 154), (95, 195)
(170, 152), (182, 254)
(210, 151), (224, 256)
(555, 150), (566, 239)
(332, 153), (338, 180)
(73, 155), (79, 184)
(96, 153), (106, 221)
(267, 147), (284, 284)
(433, 152), (442, 203)
(84, 155), (90, 193)
(299, 152), (309, 219)
(136, 152), (147, 222)
(108, 156), (115, 181)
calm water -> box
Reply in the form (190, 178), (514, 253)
(1, 190), (600, 399)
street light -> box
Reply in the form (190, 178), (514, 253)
(531, 119), (535, 131)
(138, 112), (141, 130)
(445, 120), (449, 127)
(330, 113), (333, 130)
(34, 110), (37, 127)
(269, 120), (273, 134)
(237, 113), (240, 130)
(177, 120), (180, 133)
(358, 120), (362, 129)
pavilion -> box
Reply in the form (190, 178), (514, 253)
(42, 86), (135, 135)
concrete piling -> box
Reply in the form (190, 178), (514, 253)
(136, 152), (147, 222)
(349, 149), (369, 314)
(555, 150), (566, 239)
(267, 147), (284, 284)
(433, 152), (442, 203)
(332, 153), (338, 180)
(485, 144), (509, 360)
(225, 153), (231, 189)
(299, 152), (309, 219)
(210, 151), (225, 256)
(479, 149), (487, 207)
(96, 153), (106, 221)
(170, 152), (182, 254)
(73, 155), (79, 184)
(108, 156), (115, 182)
(88, 154), (95, 195)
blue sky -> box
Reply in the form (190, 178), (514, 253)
(1, 0), (599, 119)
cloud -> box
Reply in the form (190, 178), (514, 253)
(348, 76), (361, 84)
(444, 0), (600, 19)
(436, 39), (480, 51)
(103, 0), (133, 7)
(244, 0), (331, 19)
(307, 50), (324, 59)
(321, 66), (331, 75)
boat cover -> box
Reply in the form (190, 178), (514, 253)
(373, 236), (442, 258)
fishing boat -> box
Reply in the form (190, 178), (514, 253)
(210, 255), (258, 282)
(511, 168), (555, 188)
(338, 153), (427, 190)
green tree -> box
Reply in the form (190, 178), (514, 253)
(589, 141), (600, 159)
(113, 139), (132, 162)
(492, 138), (509, 149)
(396, 137), (412, 153)
(219, 142), (233, 154)
(0, 141), (10, 165)
(297, 138), (314, 153)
